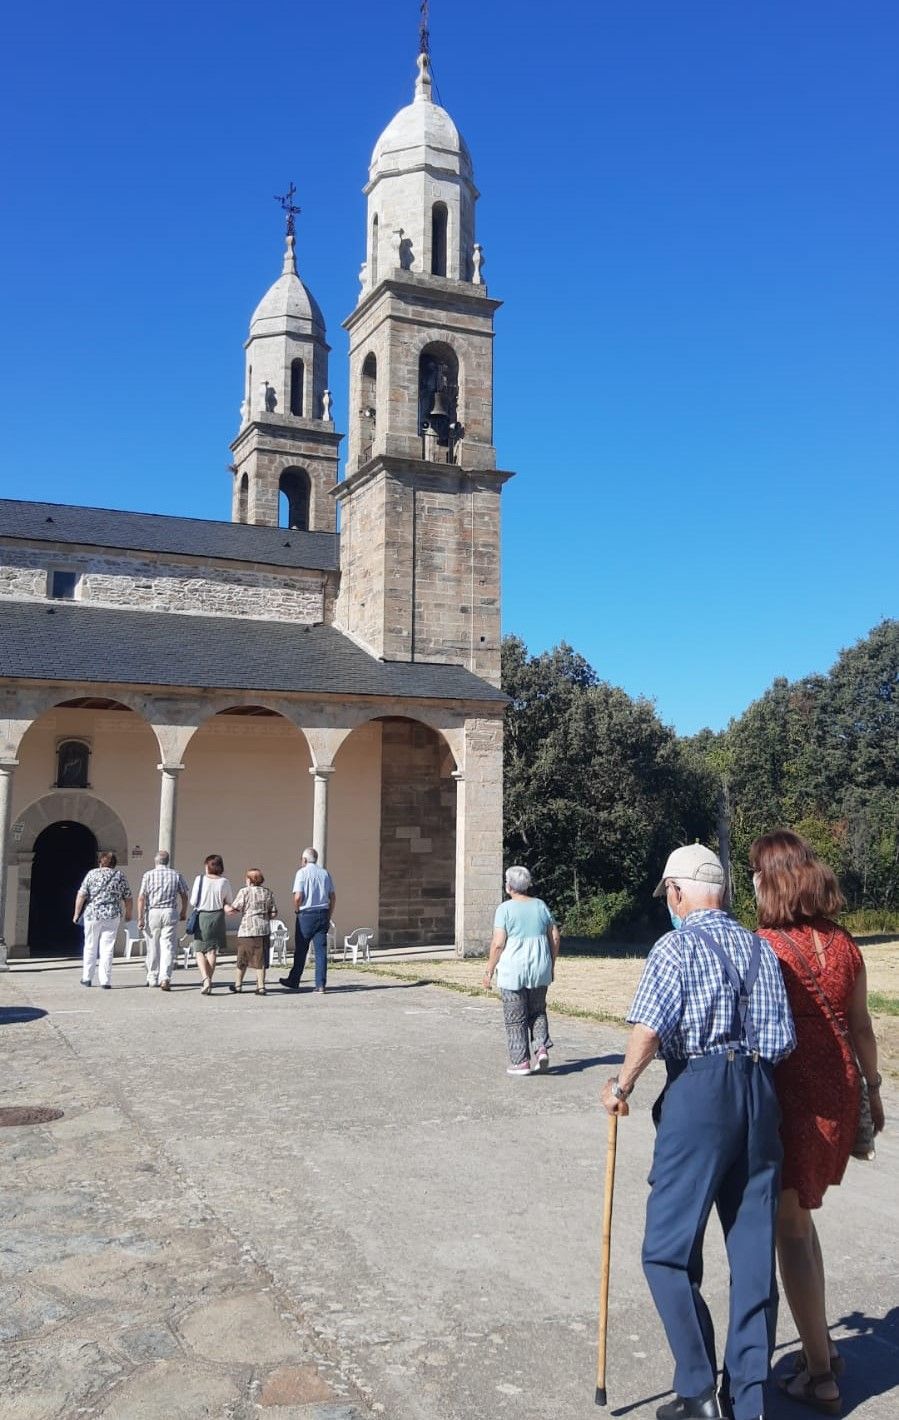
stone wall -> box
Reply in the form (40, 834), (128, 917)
(378, 717), (456, 946)
(0, 547), (330, 624)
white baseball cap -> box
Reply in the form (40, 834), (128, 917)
(653, 843), (725, 898)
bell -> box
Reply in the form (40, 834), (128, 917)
(429, 389), (448, 418)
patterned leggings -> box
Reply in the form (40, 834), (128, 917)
(500, 987), (552, 1066)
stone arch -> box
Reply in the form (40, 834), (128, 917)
(279, 467), (310, 531)
(332, 707), (461, 770)
(8, 792), (129, 866)
(418, 340), (459, 446)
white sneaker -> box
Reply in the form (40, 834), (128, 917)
(533, 1050), (549, 1073)
(506, 1063), (531, 1076)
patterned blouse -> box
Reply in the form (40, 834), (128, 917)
(231, 885), (278, 938)
(78, 867), (132, 922)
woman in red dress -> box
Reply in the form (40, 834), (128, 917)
(750, 830), (885, 1416)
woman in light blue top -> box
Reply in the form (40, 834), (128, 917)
(482, 866), (561, 1075)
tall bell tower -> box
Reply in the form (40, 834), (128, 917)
(231, 194), (342, 532)
(335, 47), (512, 686)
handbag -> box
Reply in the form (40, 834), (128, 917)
(185, 876), (202, 938)
(776, 930), (876, 1160)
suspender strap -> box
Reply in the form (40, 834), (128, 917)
(689, 927), (762, 1053)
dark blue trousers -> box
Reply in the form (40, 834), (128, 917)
(288, 907), (330, 989)
(642, 1053), (782, 1420)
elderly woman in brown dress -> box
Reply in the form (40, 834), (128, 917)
(226, 869), (278, 995)
(750, 829), (885, 1416)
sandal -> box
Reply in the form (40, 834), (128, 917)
(779, 1369), (841, 1415)
(229, 983), (242, 993)
(255, 987), (267, 995)
(790, 1348), (845, 1378)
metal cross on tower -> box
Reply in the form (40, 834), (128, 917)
(419, 0), (430, 57)
(274, 182), (301, 237)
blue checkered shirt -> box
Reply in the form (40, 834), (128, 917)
(627, 909), (796, 1064)
(138, 866), (189, 911)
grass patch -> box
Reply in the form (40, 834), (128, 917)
(868, 992), (899, 1017)
(333, 960), (629, 1028)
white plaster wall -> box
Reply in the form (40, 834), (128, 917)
(329, 719), (382, 942)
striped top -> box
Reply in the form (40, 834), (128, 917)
(138, 866), (189, 910)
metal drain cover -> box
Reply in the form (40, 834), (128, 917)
(0, 1106), (65, 1128)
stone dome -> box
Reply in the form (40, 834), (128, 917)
(369, 54), (473, 184)
(250, 236), (325, 338)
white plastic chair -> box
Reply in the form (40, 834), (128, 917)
(123, 919), (148, 961)
(179, 934), (196, 970)
(342, 928), (374, 964)
(326, 919), (337, 960)
(269, 919), (290, 967)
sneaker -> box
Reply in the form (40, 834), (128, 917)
(533, 1049), (549, 1073)
(101, 984), (111, 990)
(159, 980), (171, 992)
(80, 979), (92, 987)
(506, 1063), (531, 1076)
(279, 977), (300, 992)
(147, 980), (157, 988)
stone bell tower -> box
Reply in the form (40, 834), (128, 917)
(335, 50), (512, 686)
(231, 195), (342, 532)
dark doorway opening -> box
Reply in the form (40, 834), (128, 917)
(28, 821), (98, 954)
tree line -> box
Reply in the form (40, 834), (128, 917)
(502, 620), (899, 933)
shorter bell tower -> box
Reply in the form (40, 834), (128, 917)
(231, 193), (342, 532)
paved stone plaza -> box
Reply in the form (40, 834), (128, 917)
(1, 960), (896, 1419)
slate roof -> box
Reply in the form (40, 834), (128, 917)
(0, 499), (338, 572)
(0, 600), (506, 704)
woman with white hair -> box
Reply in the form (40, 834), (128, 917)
(483, 866), (561, 1075)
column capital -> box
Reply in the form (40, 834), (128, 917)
(309, 764), (336, 780)
(0, 760), (19, 775)
(157, 763), (186, 775)
(451, 769), (465, 782)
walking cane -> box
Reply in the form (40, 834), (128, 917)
(595, 1109), (621, 1406)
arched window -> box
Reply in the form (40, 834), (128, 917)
(290, 359), (304, 416)
(359, 353), (377, 463)
(431, 202), (448, 277)
(56, 740), (90, 789)
(237, 473), (248, 522)
(371, 214), (379, 284)
(418, 342), (459, 449)
(279, 468), (310, 531)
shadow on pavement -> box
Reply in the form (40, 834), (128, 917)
(551, 1053), (625, 1076)
(0, 1005), (49, 1026)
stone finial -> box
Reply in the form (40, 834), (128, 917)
(472, 243), (485, 285)
(282, 233), (298, 277)
(414, 51), (433, 103)
(321, 389), (333, 421)
(391, 228), (405, 268)
(358, 260), (369, 294)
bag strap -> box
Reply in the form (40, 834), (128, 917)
(190, 875), (202, 909)
(687, 927), (762, 1053)
(775, 930), (849, 1040)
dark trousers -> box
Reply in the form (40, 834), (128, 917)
(642, 1053), (782, 1420)
(287, 906), (330, 989)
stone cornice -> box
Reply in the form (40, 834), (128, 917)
(332, 455), (515, 502)
(344, 271), (501, 332)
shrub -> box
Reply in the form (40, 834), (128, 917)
(563, 890), (636, 939)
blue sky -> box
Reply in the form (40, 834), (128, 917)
(2, 1), (896, 735)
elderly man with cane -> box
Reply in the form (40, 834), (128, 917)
(601, 844), (795, 1420)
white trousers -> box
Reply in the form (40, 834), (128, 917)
(83, 915), (121, 986)
(146, 907), (179, 984)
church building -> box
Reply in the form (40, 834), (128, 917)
(0, 46), (512, 965)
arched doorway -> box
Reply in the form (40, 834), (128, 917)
(28, 821), (98, 954)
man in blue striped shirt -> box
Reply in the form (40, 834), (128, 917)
(602, 844), (795, 1420)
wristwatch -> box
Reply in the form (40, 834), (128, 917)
(611, 1078), (631, 1102)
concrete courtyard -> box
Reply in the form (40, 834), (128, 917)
(1, 957), (896, 1420)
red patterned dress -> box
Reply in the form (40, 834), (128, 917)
(759, 919), (862, 1209)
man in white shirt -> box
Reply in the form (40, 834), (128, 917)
(280, 847), (336, 994)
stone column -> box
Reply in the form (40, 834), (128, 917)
(0, 760), (19, 967)
(309, 764), (335, 867)
(453, 719), (504, 958)
(157, 764), (185, 866)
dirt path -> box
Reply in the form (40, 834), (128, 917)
(340, 936), (899, 1077)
